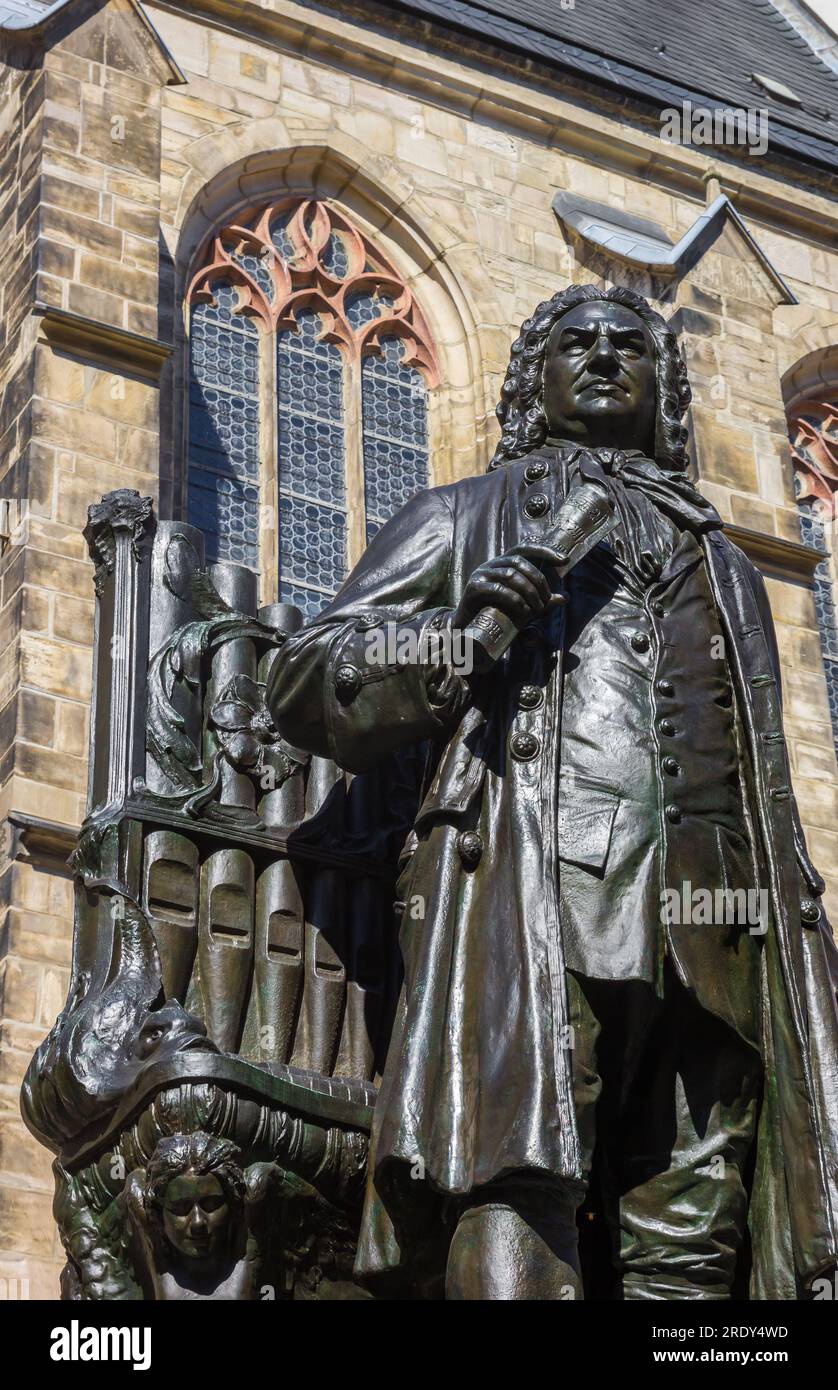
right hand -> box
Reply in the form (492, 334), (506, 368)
(453, 550), (558, 633)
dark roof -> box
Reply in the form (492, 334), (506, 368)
(382, 0), (838, 166)
(6, 0), (837, 164)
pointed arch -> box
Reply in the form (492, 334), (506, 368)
(167, 139), (490, 609)
(187, 196), (439, 382)
(181, 187), (460, 615)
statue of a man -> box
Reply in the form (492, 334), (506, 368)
(269, 284), (838, 1300)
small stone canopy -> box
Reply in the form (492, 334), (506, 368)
(0, 0), (185, 84)
(552, 192), (797, 307)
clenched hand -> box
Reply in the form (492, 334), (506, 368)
(452, 545), (566, 634)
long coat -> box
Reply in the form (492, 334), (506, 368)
(268, 448), (838, 1298)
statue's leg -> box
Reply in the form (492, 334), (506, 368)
(613, 975), (762, 1300)
(445, 1178), (585, 1300)
(445, 974), (598, 1301)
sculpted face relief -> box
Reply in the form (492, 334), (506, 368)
(161, 1172), (230, 1262)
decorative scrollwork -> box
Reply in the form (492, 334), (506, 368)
(22, 896), (215, 1150)
(210, 673), (304, 786)
(83, 489), (153, 595)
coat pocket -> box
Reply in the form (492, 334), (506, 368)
(558, 784), (621, 871)
(414, 707), (490, 830)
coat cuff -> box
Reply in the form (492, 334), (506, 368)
(324, 608), (470, 771)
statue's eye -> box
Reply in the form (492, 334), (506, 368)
(201, 1196), (225, 1214)
(614, 334), (646, 357)
(136, 1026), (164, 1057)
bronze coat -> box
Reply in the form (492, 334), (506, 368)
(268, 449), (838, 1298)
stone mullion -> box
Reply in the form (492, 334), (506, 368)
(260, 325), (279, 607)
(344, 348), (366, 572)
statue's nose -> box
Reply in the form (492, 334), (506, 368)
(588, 331), (619, 371)
(190, 1208), (208, 1237)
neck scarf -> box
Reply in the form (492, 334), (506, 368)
(541, 444), (722, 587)
(560, 445), (724, 537)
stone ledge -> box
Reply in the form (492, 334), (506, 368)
(33, 304), (172, 380)
(3, 811), (78, 870)
(724, 524), (826, 584)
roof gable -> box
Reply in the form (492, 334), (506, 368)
(553, 191), (797, 305)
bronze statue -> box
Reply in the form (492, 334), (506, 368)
(20, 284), (838, 1302)
(269, 284), (838, 1300)
(20, 503), (380, 1301)
(127, 1133), (252, 1300)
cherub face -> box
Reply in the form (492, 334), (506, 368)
(162, 1171), (229, 1261)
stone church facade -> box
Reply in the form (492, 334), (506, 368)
(0, 0), (837, 1296)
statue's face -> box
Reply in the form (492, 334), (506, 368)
(162, 1171), (229, 1261)
(541, 301), (657, 453)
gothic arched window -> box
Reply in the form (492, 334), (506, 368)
(788, 400), (838, 757)
(186, 199), (439, 616)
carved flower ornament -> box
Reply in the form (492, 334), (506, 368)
(210, 675), (280, 772)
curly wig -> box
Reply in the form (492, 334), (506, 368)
(491, 284), (691, 471)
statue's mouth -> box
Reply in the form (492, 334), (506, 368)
(177, 1035), (219, 1055)
(584, 381), (627, 397)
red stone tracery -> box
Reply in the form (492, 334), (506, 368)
(788, 400), (838, 520)
(187, 197), (440, 385)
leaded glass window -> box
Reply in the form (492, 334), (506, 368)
(363, 337), (430, 546)
(788, 400), (838, 758)
(186, 200), (438, 613)
(187, 287), (261, 569)
(277, 311), (347, 616)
